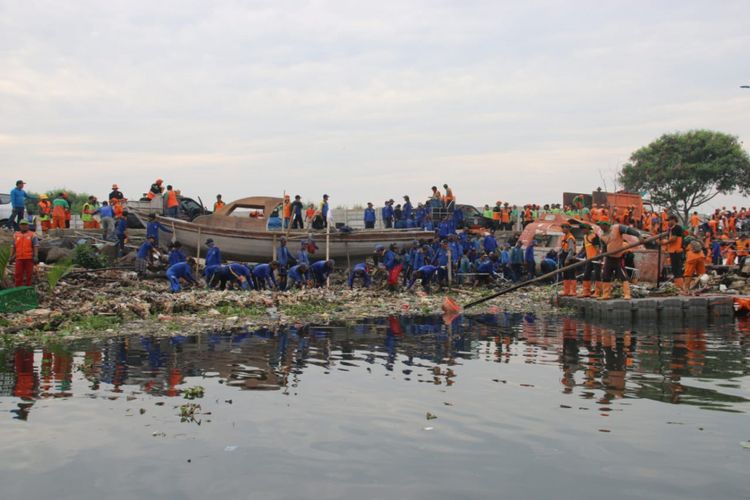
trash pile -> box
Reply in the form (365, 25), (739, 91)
(0, 263), (561, 342)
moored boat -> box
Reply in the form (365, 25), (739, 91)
(146, 196), (429, 262)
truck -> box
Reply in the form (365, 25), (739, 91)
(124, 194), (210, 228)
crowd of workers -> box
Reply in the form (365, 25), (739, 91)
(5, 179), (750, 299)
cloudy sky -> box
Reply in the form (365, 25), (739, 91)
(1, 0), (749, 209)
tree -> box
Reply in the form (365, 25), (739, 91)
(619, 130), (750, 223)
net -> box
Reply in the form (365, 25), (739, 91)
(0, 286), (39, 314)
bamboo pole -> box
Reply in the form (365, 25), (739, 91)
(462, 231), (667, 310)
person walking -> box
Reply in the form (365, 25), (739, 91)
(96, 201), (116, 241)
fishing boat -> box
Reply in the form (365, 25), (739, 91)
(143, 196), (429, 263)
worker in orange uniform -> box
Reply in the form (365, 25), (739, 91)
(214, 194), (226, 212)
(737, 234), (749, 269)
(50, 193), (69, 231)
(147, 179), (164, 200)
(165, 185), (180, 217)
(282, 195), (292, 229)
(578, 224), (602, 298)
(724, 243), (737, 266)
(492, 201), (501, 231)
(660, 215), (685, 289)
(443, 184), (455, 210)
(111, 197), (124, 219)
(559, 224), (578, 296)
(37, 194), (52, 233)
(683, 239), (707, 294)
(10, 220), (39, 287)
(597, 220), (645, 300)
(501, 203), (511, 231)
(689, 212), (701, 234)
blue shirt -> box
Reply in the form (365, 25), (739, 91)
(524, 244), (536, 263)
(277, 246), (292, 266)
(252, 263), (277, 287)
(364, 208), (376, 223)
(382, 250), (397, 270)
(166, 262), (195, 282)
(146, 221), (172, 240)
(403, 202), (413, 220)
(296, 249), (310, 265)
(136, 241), (153, 259)
(483, 235), (498, 253)
(311, 261), (332, 281)
(96, 205), (114, 218)
(382, 205), (393, 221)
(116, 218), (127, 237)
(168, 249), (186, 266)
(205, 246), (221, 267)
(10, 187), (29, 208)
(288, 264), (308, 283)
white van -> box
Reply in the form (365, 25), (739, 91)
(0, 193), (13, 226)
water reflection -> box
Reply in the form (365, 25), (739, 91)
(1, 314), (749, 421)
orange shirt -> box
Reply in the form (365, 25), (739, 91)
(690, 214), (700, 227)
(282, 201), (292, 218)
(14, 231), (35, 260)
(214, 201), (226, 212)
(167, 190), (179, 208)
(501, 209), (510, 223)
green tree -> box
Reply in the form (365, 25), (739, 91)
(619, 130), (750, 223)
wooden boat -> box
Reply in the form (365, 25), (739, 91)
(145, 196), (430, 263)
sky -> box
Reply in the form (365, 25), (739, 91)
(1, 0), (749, 210)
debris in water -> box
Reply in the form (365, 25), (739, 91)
(426, 412), (437, 420)
(224, 446), (238, 452)
(741, 441), (750, 449)
(152, 432), (166, 437)
(182, 386), (205, 400)
(423, 427), (434, 431)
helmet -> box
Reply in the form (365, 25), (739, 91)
(40, 194), (48, 200)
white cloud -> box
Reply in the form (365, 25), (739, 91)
(1, 0), (749, 210)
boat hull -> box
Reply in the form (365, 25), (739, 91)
(157, 216), (430, 263)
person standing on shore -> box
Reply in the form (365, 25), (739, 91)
(205, 239), (221, 267)
(109, 184), (124, 202)
(213, 195), (225, 212)
(382, 200), (394, 229)
(51, 193), (69, 231)
(7, 180), (30, 231)
(166, 185), (179, 217)
(10, 220), (38, 287)
(95, 201), (116, 241)
(37, 194), (52, 234)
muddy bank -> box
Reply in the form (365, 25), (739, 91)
(0, 268), (561, 346)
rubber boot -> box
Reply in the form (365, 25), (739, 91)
(673, 277), (684, 293)
(579, 281), (591, 298)
(593, 282), (602, 298)
(560, 280), (570, 296)
(598, 282), (612, 300)
(622, 281), (632, 300)
(569, 280), (578, 297)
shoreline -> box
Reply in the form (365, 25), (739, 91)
(0, 270), (560, 346)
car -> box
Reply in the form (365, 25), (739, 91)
(125, 195), (211, 228)
(0, 193), (13, 226)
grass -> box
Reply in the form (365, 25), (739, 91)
(280, 302), (336, 317)
(215, 304), (266, 317)
(58, 314), (122, 334)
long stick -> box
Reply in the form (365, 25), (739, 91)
(463, 231), (667, 310)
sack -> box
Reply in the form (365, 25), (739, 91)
(689, 240), (703, 252)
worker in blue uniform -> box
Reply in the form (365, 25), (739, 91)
(407, 265), (439, 292)
(348, 262), (371, 289)
(146, 213), (173, 242)
(276, 237), (293, 289)
(166, 258), (198, 292)
(287, 263), (310, 289)
(205, 238), (221, 267)
(252, 262), (279, 290)
(310, 259), (334, 287)
(168, 242), (186, 267)
(364, 203), (376, 229)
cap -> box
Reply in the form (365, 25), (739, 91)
(374, 244), (385, 252)
(19, 219), (29, 225)
(40, 194), (48, 200)
(205, 238), (214, 244)
(323, 194), (329, 198)
(16, 179), (25, 185)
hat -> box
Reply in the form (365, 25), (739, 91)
(323, 194), (329, 199)
(19, 219), (29, 225)
(112, 184), (119, 189)
(40, 194), (48, 200)
(16, 180), (25, 186)
(374, 244), (385, 252)
(596, 220), (611, 227)
(205, 238), (214, 245)
(367, 202), (373, 206)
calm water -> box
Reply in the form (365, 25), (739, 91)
(1, 314), (749, 500)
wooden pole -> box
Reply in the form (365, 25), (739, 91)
(325, 221), (330, 288)
(462, 231), (667, 310)
(196, 226), (202, 273)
